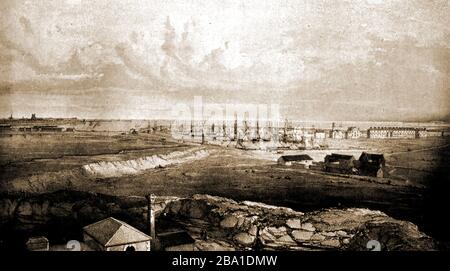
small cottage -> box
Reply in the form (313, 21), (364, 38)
(277, 154), (314, 168)
(83, 217), (151, 251)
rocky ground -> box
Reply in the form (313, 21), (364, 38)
(163, 194), (437, 251)
(0, 191), (437, 251)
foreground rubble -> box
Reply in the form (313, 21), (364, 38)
(0, 191), (437, 251)
(163, 194), (437, 251)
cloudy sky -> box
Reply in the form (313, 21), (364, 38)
(0, 0), (449, 120)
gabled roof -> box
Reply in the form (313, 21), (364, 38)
(359, 152), (385, 165)
(83, 217), (150, 247)
(325, 153), (355, 162)
(279, 154), (313, 161)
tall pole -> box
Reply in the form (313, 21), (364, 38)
(256, 119), (260, 141)
(145, 194), (156, 250)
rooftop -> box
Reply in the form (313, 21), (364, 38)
(279, 154), (313, 161)
(326, 153), (355, 160)
(359, 152), (385, 166)
(83, 217), (150, 247)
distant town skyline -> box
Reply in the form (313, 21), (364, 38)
(1, 0), (449, 121)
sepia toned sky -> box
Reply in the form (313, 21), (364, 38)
(0, 0), (449, 120)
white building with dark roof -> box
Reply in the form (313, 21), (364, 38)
(277, 154), (314, 168)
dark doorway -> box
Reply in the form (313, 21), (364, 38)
(125, 245), (135, 251)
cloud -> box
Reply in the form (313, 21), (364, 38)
(161, 17), (179, 61)
(0, 0), (449, 120)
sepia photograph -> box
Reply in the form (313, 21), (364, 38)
(0, 0), (449, 256)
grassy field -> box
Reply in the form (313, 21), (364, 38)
(0, 131), (193, 180)
(0, 131), (181, 163)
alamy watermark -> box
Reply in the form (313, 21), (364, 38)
(366, 240), (381, 251)
(170, 96), (281, 143)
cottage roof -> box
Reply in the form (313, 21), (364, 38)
(325, 153), (355, 162)
(83, 217), (150, 247)
(359, 152), (385, 165)
(279, 154), (313, 161)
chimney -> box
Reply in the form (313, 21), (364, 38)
(145, 194), (156, 249)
